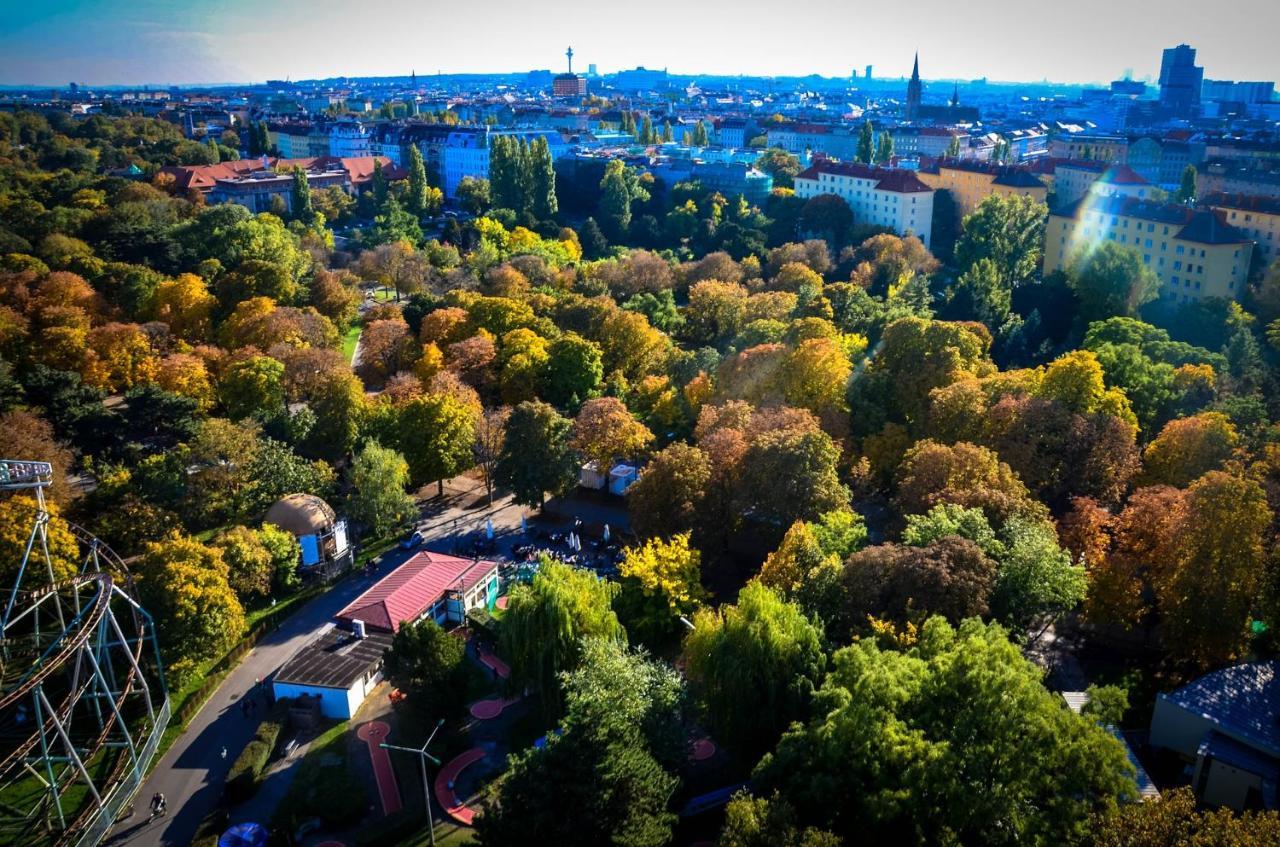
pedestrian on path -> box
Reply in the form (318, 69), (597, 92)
(220, 746), (227, 761)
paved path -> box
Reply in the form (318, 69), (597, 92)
(107, 476), (528, 847)
(355, 721), (401, 815)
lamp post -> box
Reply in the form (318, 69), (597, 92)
(381, 717), (446, 846)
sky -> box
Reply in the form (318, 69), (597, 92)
(1, 0), (1277, 87)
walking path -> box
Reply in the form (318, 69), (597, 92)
(434, 748), (487, 826)
(475, 645), (510, 679)
(356, 721), (402, 815)
(468, 696), (521, 720)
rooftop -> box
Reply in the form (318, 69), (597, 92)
(1055, 195), (1253, 245)
(1203, 191), (1280, 217)
(1096, 164), (1149, 186)
(274, 627), (393, 690)
(335, 551), (497, 633)
(797, 160), (933, 193)
(1162, 661), (1280, 757)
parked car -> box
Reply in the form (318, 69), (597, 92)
(400, 531), (424, 550)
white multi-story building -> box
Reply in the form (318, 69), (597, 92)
(329, 121), (371, 158)
(794, 161), (935, 247)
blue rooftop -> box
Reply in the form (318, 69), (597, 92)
(1165, 661), (1280, 757)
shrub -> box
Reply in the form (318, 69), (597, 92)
(223, 716), (285, 803)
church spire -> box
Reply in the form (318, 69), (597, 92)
(911, 51), (920, 82)
(951, 81), (959, 107)
(906, 51), (922, 120)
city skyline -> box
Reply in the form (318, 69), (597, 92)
(2, 0), (1278, 87)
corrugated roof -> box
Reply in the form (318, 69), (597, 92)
(335, 551), (497, 633)
(1164, 661), (1280, 757)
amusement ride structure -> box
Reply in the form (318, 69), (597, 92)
(0, 459), (169, 846)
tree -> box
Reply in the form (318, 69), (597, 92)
(212, 525), (275, 600)
(755, 149), (803, 189)
(949, 256), (1010, 326)
(856, 121), (874, 165)
(1092, 787), (1280, 847)
(990, 516), (1087, 629)
(1175, 164), (1197, 204)
(1157, 471), (1270, 668)
(875, 130), (894, 164)
(758, 520), (843, 623)
(740, 422), (850, 543)
(346, 441), (415, 536)
(799, 194), (853, 245)
(720, 793), (842, 847)
(500, 560), (624, 716)
(397, 392), (476, 495)
(456, 176), (491, 215)
(258, 522), (302, 594)
(1140, 411), (1238, 487)
(953, 193), (1048, 287)
(384, 617), (469, 717)
(290, 167), (314, 220)
(544, 332), (604, 407)
(683, 582), (826, 761)
(843, 536), (997, 633)
(530, 136), (558, 219)
(571, 396), (654, 472)
(473, 406), (510, 505)
(627, 442), (711, 540)
(497, 400), (578, 507)
(692, 119), (710, 147)
(405, 144), (430, 217)
(0, 495), (80, 587)
(476, 638), (682, 847)
(368, 196), (422, 247)
(1067, 241), (1159, 323)
(136, 533), (245, 684)
(755, 618), (1135, 846)
(219, 355), (286, 423)
(945, 135), (962, 158)
(599, 159), (649, 239)
(895, 439), (1044, 530)
(617, 533), (707, 645)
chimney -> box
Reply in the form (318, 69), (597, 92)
(352, 619), (366, 640)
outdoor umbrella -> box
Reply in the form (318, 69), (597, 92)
(603, 524), (610, 542)
(520, 515), (528, 535)
(486, 518), (494, 540)
(219, 823), (269, 847)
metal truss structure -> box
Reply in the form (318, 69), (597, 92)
(0, 460), (169, 846)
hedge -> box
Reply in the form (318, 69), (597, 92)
(223, 716), (285, 804)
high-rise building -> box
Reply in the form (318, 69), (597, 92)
(865, 64), (873, 81)
(553, 46), (587, 97)
(1159, 44), (1203, 115)
(905, 53), (922, 120)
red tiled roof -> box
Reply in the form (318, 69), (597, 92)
(797, 161), (933, 193)
(1097, 164), (1149, 185)
(161, 155), (403, 191)
(335, 551), (497, 633)
(1203, 191), (1280, 217)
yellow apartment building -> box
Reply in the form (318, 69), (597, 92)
(918, 159), (1048, 217)
(1203, 192), (1280, 270)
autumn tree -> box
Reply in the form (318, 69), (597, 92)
(473, 406), (510, 505)
(627, 442), (711, 540)
(211, 525), (275, 600)
(1092, 787), (1280, 847)
(1140, 411), (1238, 487)
(396, 392), (476, 495)
(571, 396), (654, 472)
(616, 533), (707, 646)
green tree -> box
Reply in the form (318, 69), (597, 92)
(211, 525), (275, 600)
(599, 159), (650, 239)
(953, 193), (1048, 287)
(945, 135), (962, 158)
(990, 516), (1087, 629)
(456, 176), (491, 215)
(857, 121), (874, 165)
(755, 148), (803, 189)
(719, 792), (842, 847)
(346, 440), (415, 536)
(396, 392), (476, 495)
(476, 638), (681, 847)
(290, 166), (314, 221)
(683, 582), (826, 761)
(530, 136), (559, 219)
(405, 144), (430, 217)
(617, 533), (707, 646)
(544, 332), (603, 407)
(1067, 241), (1160, 323)
(497, 400), (578, 507)
(368, 196), (422, 247)
(949, 256), (1010, 326)
(627, 443), (711, 540)
(384, 617), (469, 717)
(258, 521), (302, 594)
(1175, 164), (1197, 204)
(500, 560), (624, 717)
(755, 618), (1135, 845)
(875, 130), (894, 164)
(219, 355), (286, 423)
(1092, 787), (1280, 846)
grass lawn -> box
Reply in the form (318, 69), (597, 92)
(341, 323), (362, 363)
(273, 720), (367, 830)
(370, 286), (399, 303)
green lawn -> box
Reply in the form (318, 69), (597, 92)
(273, 720), (367, 829)
(341, 324), (362, 363)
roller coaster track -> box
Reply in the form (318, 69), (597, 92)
(0, 461), (169, 847)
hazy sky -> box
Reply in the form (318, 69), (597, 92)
(1, 0), (1277, 87)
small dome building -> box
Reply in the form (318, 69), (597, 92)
(264, 493), (353, 581)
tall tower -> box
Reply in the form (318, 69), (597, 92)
(951, 81), (959, 108)
(566, 46), (574, 75)
(906, 52), (922, 120)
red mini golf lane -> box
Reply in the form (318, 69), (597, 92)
(495, 595), (509, 611)
(356, 721), (402, 816)
(468, 695), (521, 720)
(436, 747), (487, 825)
(476, 644), (510, 679)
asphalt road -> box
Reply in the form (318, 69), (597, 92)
(106, 479), (527, 847)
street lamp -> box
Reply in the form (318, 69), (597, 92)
(381, 717), (446, 846)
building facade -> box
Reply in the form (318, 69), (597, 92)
(1048, 134), (1129, 163)
(1203, 193), (1280, 268)
(794, 161), (934, 247)
(1159, 44), (1204, 115)
(917, 160), (1048, 217)
(328, 121), (371, 158)
(1045, 195), (1253, 305)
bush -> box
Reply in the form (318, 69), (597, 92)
(224, 716), (285, 803)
